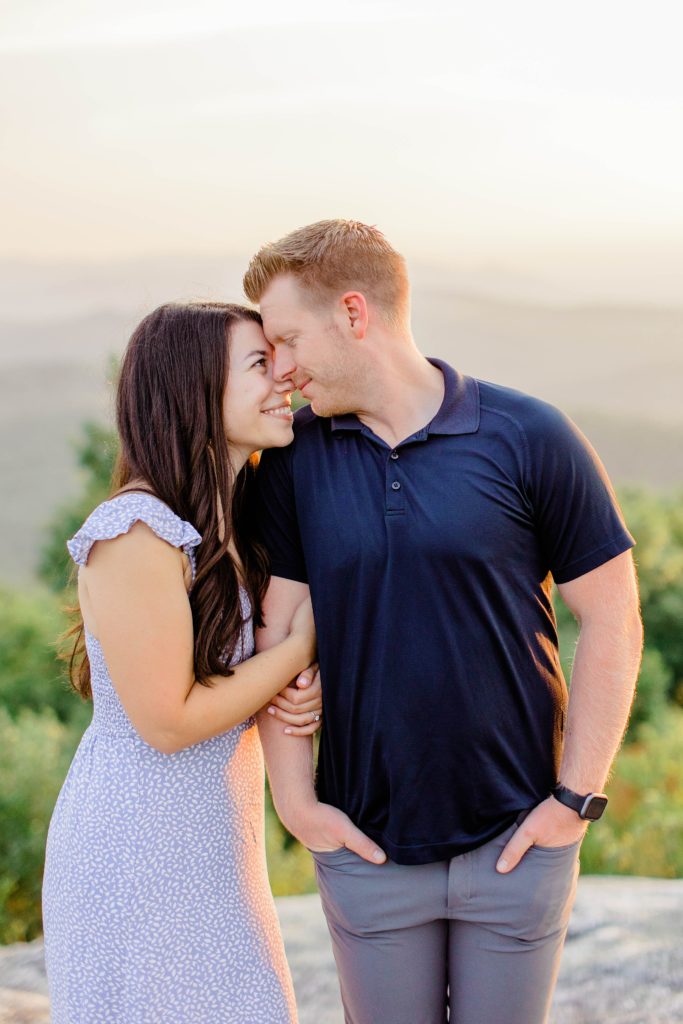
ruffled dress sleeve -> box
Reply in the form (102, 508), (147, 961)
(67, 493), (202, 582)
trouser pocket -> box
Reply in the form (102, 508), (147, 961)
(470, 824), (580, 942)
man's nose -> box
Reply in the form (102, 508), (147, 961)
(272, 345), (296, 384)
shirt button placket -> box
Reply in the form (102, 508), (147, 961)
(386, 451), (405, 512)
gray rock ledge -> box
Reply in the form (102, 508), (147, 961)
(1, 876), (681, 1023)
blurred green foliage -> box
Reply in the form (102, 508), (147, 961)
(556, 488), (683, 720)
(1, 420), (683, 945)
(619, 487), (683, 702)
(0, 709), (83, 942)
(0, 586), (89, 730)
(581, 707), (683, 876)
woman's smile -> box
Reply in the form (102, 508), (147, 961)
(261, 402), (294, 420)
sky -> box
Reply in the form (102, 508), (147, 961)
(1, 0), (682, 304)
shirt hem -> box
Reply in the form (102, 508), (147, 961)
(362, 813), (522, 865)
(268, 564), (309, 585)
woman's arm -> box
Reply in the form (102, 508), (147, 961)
(79, 523), (316, 753)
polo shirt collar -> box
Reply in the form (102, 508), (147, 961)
(330, 358), (480, 437)
(427, 359), (480, 435)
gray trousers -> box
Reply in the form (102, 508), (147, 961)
(312, 820), (581, 1024)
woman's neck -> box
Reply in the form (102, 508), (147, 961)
(114, 477), (155, 497)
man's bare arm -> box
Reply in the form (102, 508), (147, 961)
(556, 549), (643, 792)
(256, 575), (386, 862)
(497, 550), (643, 872)
(256, 576), (317, 825)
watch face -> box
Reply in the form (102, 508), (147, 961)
(583, 795), (608, 821)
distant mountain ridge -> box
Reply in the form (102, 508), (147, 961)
(1, 257), (681, 583)
(1, 253), (681, 323)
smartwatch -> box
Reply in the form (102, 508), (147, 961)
(551, 784), (608, 821)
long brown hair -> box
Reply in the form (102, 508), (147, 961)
(68, 301), (269, 698)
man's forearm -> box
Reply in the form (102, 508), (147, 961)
(257, 705), (317, 829)
(559, 609), (643, 793)
(255, 595), (318, 832)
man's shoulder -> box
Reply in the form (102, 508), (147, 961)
(476, 378), (568, 441)
(290, 403), (336, 447)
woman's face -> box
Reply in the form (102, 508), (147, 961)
(223, 319), (294, 468)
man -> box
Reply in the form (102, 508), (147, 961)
(244, 220), (643, 1024)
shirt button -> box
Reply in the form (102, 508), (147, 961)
(390, 450), (399, 460)
(391, 481), (401, 491)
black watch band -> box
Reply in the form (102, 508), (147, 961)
(552, 784), (608, 821)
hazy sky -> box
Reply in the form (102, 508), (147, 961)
(2, 0), (682, 302)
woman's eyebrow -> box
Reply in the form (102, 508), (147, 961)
(243, 348), (269, 362)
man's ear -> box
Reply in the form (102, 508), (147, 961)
(340, 291), (369, 339)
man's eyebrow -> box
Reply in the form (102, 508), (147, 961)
(243, 348), (269, 361)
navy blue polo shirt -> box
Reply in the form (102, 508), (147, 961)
(256, 359), (635, 865)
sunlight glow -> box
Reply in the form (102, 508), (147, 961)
(1, 0), (681, 302)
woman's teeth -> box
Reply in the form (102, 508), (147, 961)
(262, 407), (292, 417)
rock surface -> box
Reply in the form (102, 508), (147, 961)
(1, 877), (682, 1023)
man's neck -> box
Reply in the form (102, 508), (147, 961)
(355, 347), (445, 449)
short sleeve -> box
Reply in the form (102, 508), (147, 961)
(67, 493), (202, 569)
(523, 403), (635, 584)
(256, 446), (308, 584)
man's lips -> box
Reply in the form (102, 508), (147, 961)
(298, 378), (313, 395)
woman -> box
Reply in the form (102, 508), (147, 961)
(42, 302), (321, 1023)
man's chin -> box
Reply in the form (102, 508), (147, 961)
(308, 393), (352, 418)
(309, 399), (326, 417)
(310, 399), (342, 418)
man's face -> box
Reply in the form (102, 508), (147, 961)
(259, 274), (362, 417)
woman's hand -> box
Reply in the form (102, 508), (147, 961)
(267, 663), (323, 736)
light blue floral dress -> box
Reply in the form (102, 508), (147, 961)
(42, 493), (297, 1024)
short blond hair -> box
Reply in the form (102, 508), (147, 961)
(243, 219), (409, 325)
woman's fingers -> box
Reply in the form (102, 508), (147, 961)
(267, 663), (323, 730)
(278, 675), (322, 707)
(295, 662), (319, 689)
(283, 718), (323, 737)
(274, 686), (318, 708)
(268, 705), (322, 727)
(269, 694), (321, 715)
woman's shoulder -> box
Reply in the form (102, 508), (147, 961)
(67, 492), (202, 568)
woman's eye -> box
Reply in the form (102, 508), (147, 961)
(254, 357), (268, 368)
